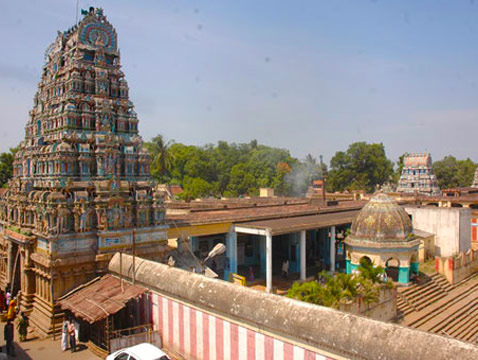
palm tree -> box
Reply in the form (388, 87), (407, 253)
(144, 134), (175, 183)
(358, 257), (385, 284)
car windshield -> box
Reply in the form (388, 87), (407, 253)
(155, 356), (170, 360)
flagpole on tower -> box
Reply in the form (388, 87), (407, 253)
(75, 0), (79, 24)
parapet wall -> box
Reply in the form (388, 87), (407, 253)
(338, 287), (397, 322)
(109, 253), (478, 360)
(436, 249), (478, 284)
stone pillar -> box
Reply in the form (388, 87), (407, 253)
(300, 230), (306, 281)
(398, 267), (410, 284)
(329, 226), (336, 272)
(6, 242), (13, 285)
(266, 232), (272, 293)
(259, 236), (266, 277)
(224, 227), (237, 281)
(21, 245), (35, 313)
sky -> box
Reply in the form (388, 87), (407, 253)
(1, 0), (478, 165)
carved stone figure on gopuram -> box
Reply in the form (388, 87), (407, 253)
(0, 7), (169, 336)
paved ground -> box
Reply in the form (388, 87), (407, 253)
(0, 323), (101, 360)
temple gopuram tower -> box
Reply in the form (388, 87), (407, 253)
(396, 153), (441, 196)
(0, 8), (169, 336)
(472, 167), (478, 188)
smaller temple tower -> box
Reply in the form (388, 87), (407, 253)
(397, 153), (441, 196)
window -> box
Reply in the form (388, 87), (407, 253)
(114, 353), (129, 360)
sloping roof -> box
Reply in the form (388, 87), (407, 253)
(59, 274), (147, 324)
(414, 229), (435, 239)
(235, 209), (359, 236)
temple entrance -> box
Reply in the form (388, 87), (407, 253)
(385, 258), (400, 282)
(272, 235), (292, 276)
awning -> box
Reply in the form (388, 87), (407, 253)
(59, 274), (147, 324)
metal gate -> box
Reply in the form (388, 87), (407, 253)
(109, 324), (162, 353)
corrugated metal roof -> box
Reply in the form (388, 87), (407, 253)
(59, 274), (147, 324)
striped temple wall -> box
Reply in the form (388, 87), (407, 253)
(150, 292), (339, 360)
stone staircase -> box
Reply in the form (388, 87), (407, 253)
(397, 273), (453, 316)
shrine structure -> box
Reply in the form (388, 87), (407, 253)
(345, 193), (420, 284)
(0, 7), (169, 335)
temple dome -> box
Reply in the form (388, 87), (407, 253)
(348, 193), (414, 244)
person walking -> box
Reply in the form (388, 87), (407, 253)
(61, 319), (69, 351)
(4, 319), (14, 357)
(17, 312), (28, 342)
(68, 318), (76, 352)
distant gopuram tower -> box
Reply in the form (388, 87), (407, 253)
(397, 153), (441, 196)
(0, 7), (168, 335)
(472, 167), (478, 188)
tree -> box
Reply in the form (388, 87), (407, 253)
(286, 268), (385, 308)
(326, 142), (394, 193)
(0, 148), (18, 188)
(273, 162), (292, 196)
(146, 138), (299, 198)
(394, 152), (408, 184)
(358, 257), (385, 284)
(180, 176), (214, 200)
(143, 134), (175, 183)
(225, 163), (257, 197)
(433, 156), (476, 189)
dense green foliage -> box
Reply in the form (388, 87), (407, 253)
(433, 156), (477, 189)
(326, 142), (394, 193)
(143, 134), (477, 198)
(144, 136), (298, 199)
(286, 259), (390, 308)
(143, 134), (175, 183)
(0, 148), (17, 188)
(394, 152), (408, 184)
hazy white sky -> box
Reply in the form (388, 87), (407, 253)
(1, 0), (478, 164)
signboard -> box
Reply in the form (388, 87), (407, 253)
(231, 273), (246, 286)
(53, 237), (96, 254)
(98, 228), (168, 250)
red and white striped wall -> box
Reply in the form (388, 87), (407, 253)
(151, 293), (338, 360)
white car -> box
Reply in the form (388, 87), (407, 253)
(107, 343), (171, 360)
